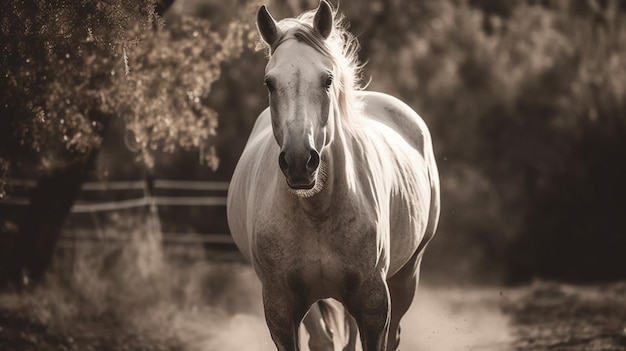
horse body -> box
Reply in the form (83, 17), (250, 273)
(227, 2), (439, 350)
(229, 91), (436, 277)
(228, 93), (439, 350)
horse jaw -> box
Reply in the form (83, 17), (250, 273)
(287, 159), (328, 198)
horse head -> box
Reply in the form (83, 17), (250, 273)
(257, 1), (336, 193)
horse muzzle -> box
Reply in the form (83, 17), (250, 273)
(278, 148), (320, 190)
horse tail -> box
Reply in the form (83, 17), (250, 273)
(302, 299), (360, 351)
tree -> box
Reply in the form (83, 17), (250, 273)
(0, 0), (250, 284)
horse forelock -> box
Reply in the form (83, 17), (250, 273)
(261, 7), (364, 129)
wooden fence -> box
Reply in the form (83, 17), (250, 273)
(1, 178), (235, 246)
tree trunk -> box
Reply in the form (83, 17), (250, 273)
(8, 149), (99, 286)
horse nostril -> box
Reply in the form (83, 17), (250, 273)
(278, 151), (289, 173)
(306, 150), (320, 173)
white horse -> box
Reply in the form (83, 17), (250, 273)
(227, 2), (440, 350)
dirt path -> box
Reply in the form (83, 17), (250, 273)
(1, 273), (625, 350)
(408, 287), (514, 350)
(409, 282), (626, 351)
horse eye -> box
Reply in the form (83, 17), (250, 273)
(324, 75), (333, 88)
(264, 77), (276, 92)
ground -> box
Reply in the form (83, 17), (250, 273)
(504, 282), (626, 351)
(0, 308), (176, 351)
(0, 271), (625, 351)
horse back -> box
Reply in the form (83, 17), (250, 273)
(358, 91), (431, 158)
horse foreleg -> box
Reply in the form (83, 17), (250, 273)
(345, 274), (391, 351)
(263, 286), (308, 351)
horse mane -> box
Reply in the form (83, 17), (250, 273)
(260, 5), (364, 126)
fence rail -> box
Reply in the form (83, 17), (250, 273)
(5, 178), (230, 191)
(61, 230), (234, 244)
(1, 179), (230, 212)
(1, 178), (233, 246)
(153, 179), (229, 191)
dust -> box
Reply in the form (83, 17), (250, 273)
(145, 265), (276, 351)
(7, 214), (277, 351)
(158, 273), (515, 351)
(405, 288), (514, 351)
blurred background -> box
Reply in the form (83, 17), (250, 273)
(1, 0), (626, 349)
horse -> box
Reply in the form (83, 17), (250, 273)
(227, 1), (440, 350)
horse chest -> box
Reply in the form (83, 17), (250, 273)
(253, 205), (378, 300)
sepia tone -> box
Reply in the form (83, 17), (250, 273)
(1, 0), (625, 350)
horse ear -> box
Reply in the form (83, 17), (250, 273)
(257, 5), (280, 46)
(313, 0), (333, 39)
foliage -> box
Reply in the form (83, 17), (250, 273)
(106, 16), (249, 169)
(1, 1), (157, 184)
(0, 0), (251, 196)
(479, 3), (626, 282)
(360, 0), (626, 282)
